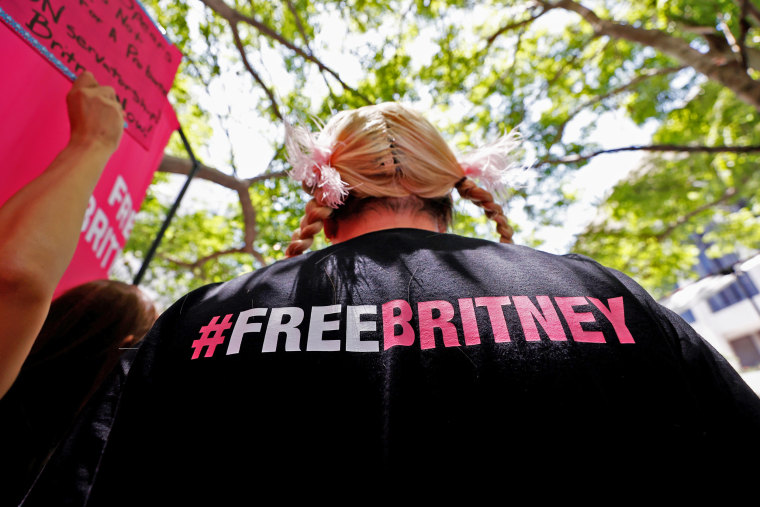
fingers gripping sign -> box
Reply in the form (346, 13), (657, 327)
(66, 71), (126, 155)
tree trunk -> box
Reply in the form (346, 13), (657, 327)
(554, 0), (760, 112)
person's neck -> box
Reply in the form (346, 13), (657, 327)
(329, 210), (444, 244)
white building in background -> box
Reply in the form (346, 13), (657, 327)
(660, 249), (760, 396)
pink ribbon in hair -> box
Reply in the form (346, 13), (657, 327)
(457, 128), (526, 194)
(285, 121), (349, 208)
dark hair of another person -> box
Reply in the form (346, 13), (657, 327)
(0, 280), (157, 505)
(23, 279), (157, 394)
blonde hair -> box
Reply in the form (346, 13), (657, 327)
(285, 102), (514, 256)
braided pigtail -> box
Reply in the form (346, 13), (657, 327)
(454, 127), (527, 244)
(285, 198), (334, 257)
(284, 118), (349, 257)
(455, 178), (514, 244)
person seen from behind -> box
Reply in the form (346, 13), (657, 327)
(23, 102), (760, 503)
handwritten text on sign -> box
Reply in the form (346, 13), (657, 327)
(1, 0), (181, 149)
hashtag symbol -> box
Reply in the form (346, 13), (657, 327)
(191, 314), (234, 360)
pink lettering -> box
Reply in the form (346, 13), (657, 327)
(458, 298), (481, 346)
(474, 296), (512, 343)
(555, 297), (605, 343)
(513, 296), (566, 342)
(418, 300), (460, 350)
(382, 300), (415, 350)
(588, 297), (635, 344)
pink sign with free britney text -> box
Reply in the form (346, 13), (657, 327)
(1, 0), (181, 149)
(0, 0), (180, 297)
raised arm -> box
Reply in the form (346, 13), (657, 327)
(0, 71), (125, 398)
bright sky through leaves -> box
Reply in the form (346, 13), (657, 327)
(176, 2), (653, 253)
(122, 0), (760, 306)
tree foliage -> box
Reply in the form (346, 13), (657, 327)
(118, 0), (760, 306)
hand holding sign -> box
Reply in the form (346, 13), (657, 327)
(0, 0), (182, 149)
(0, 73), (128, 399)
(67, 71), (125, 155)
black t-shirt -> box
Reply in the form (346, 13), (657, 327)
(23, 229), (760, 503)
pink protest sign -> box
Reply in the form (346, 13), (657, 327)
(0, 6), (179, 298)
(0, 0), (181, 149)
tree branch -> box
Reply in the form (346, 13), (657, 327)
(544, 37), (592, 90)
(278, 3), (340, 101)
(236, 184), (258, 251)
(160, 247), (246, 270)
(245, 145), (288, 186)
(159, 155), (286, 188)
(678, 22), (760, 71)
(229, 22), (283, 120)
(655, 187), (738, 241)
(246, 169), (289, 185)
(743, 0), (760, 26)
(536, 143), (760, 167)
(676, 22), (719, 35)
(543, 0), (760, 112)
(158, 154), (278, 268)
(550, 66), (685, 144)
(157, 154), (286, 270)
(283, 0), (312, 54)
(717, 16), (744, 64)
(159, 154), (244, 188)
(199, 0), (371, 104)
(485, 8), (549, 48)
(738, 0), (751, 70)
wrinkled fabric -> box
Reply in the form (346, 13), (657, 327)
(23, 229), (760, 503)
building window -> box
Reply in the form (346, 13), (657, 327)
(679, 309), (696, 324)
(729, 334), (760, 370)
(695, 251), (759, 313)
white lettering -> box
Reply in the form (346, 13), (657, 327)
(227, 308), (268, 355)
(100, 233), (121, 270)
(96, 227), (113, 258)
(306, 305), (342, 352)
(263, 307), (304, 352)
(107, 175), (136, 238)
(81, 195), (96, 232)
(85, 208), (109, 251)
(107, 174), (128, 207)
(115, 191), (134, 234)
(346, 305), (378, 352)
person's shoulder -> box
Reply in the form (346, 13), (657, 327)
(348, 228), (619, 266)
(158, 247), (327, 316)
(434, 231), (613, 267)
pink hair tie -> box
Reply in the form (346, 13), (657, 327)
(457, 128), (526, 194)
(284, 121), (349, 209)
